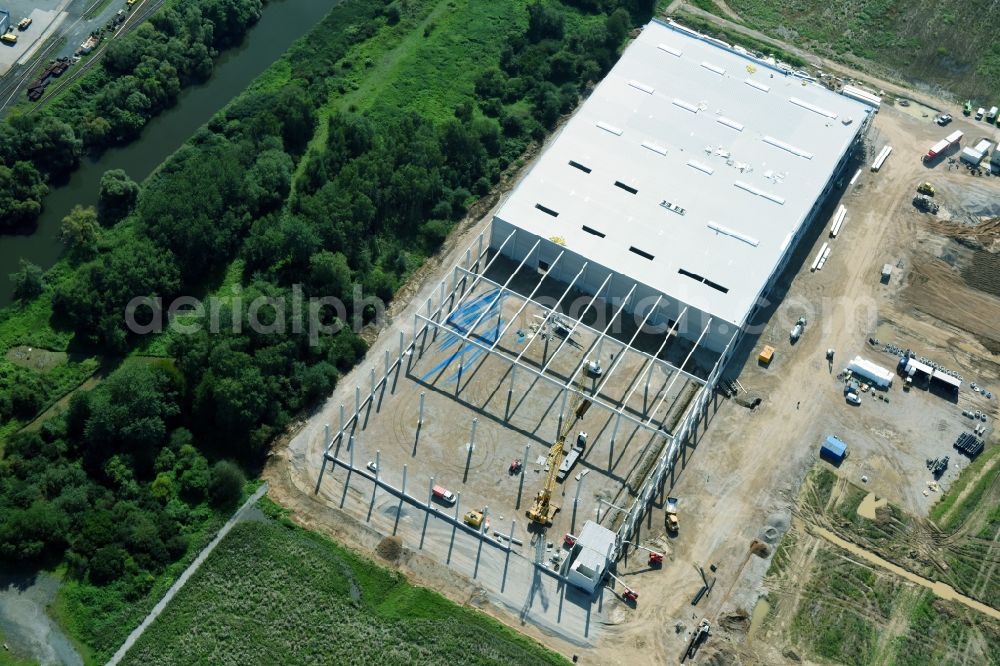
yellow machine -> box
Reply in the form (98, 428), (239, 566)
(526, 395), (592, 526)
(526, 437), (566, 525)
(464, 509), (485, 528)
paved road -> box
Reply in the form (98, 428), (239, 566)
(106, 483), (270, 666)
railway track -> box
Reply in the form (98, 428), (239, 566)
(0, 0), (165, 116)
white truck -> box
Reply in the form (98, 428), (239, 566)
(988, 106), (999, 123)
(432, 484), (456, 505)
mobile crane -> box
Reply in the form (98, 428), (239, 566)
(526, 395), (591, 526)
(526, 437), (566, 525)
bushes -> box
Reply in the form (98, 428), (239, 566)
(208, 461), (245, 509)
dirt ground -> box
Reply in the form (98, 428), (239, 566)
(264, 84), (1000, 665)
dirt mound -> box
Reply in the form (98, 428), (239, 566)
(719, 608), (751, 633)
(375, 535), (403, 561)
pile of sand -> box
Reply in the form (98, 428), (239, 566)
(375, 535), (403, 561)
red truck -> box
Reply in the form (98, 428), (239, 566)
(432, 485), (456, 505)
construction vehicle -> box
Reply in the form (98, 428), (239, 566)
(916, 182), (935, 196)
(963, 100), (973, 116)
(681, 619), (711, 663)
(666, 497), (679, 533)
(1, 33), (17, 45)
(912, 195), (939, 214)
(606, 571), (638, 602)
(789, 316), (806, 342)
(464, 509), (488, 530)
(527, 394), (591, 526)
(621, 540), (665, 566)
(432, 484), (456, 505)
(17, 18), (32, 30)
(526, 437), (566, 525)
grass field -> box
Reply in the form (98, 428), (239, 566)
(761, 465), (1000, 664)
(119, 511), (567, 665)
(725, 0), (1000, 103)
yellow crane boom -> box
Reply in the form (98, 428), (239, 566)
(526, 437), (565, 525)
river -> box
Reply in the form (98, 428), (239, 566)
(0, 0), (339, 307)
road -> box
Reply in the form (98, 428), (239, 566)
(106, 483), (270, 666)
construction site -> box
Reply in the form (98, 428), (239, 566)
(266, 15), (1000, 666)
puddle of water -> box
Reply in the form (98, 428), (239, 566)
(0, 572), (83, 666)
(857, 492), (888, 519)
(746, 597), (770, 642)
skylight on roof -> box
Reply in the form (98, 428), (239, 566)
(717, 116), (744, 131)
(657, 43), (682, 57)
(707, 221), (760, 247)
(789, 96), (837, 119)
(534, 203), (559, 217)
(762, 135), (814, 160)
(628, 80), (654, 94)
(744, 78), (770, 92)
(641, 140), (668, 156)
(701, 61), (725, 75)
(568, 160), (592, 173)
(672, 98), (699, 113)
(686, 159), (714, 175)
(629, 246), (655, 260)
(596, 121), (623, 136)
(733, 180), (786, 205)
(614, 180), (638, 195)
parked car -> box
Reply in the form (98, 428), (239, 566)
(975, 107), (986, 120)
(366, 460), (378, 473)
(846, 392), (861, 405)
(935, 114), (952, 126)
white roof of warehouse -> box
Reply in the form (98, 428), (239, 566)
(494, 19), (873, 325)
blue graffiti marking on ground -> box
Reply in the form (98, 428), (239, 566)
(421, 288), (505, 384)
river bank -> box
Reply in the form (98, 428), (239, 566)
(0, 0), (339, 307)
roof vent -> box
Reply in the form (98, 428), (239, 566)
(707, 221), (760, 246)
(660, 200), (686, 215)
(717, 116), (744, 131)
(762, 135), (814, 160)
(686, 159), (714, 175)
(628, 80), (654, 94)
(641, 140), (668, 156)
(733, 180), (786, 205)
(672, 98), (699, 113)
(745, 78), (770, 92)
(789, 96), (837, 119)
(701, 61), (725, 75)
(658, 43), (682, 57)
(596, 121), (623, 136)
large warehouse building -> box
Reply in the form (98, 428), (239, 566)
(490, 18), (876, 353)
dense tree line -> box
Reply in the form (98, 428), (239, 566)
(2, 0), (652, 599)
(0, 362), (244, 592)
(0, 0), (265, 232)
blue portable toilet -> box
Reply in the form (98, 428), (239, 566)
(820, 436), (847, 464)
